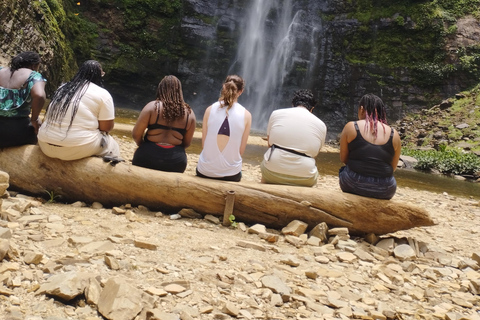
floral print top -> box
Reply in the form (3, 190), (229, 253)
(0, 67), (46, 118)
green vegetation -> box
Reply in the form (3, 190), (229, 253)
(337, 0), (480, 87)
(228, 214), (238, 228)
(44, 189), (62, 203)
(403, 147), (480, 176)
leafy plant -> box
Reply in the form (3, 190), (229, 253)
(402, 148), (480, 176)
(228, 214), (238, 228)
(44, 189), (62, 203)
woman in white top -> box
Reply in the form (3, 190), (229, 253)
(196, 75), (252, 181)
(38, 60), (120, 161)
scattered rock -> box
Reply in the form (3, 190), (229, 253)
(281, 220), (308, 236)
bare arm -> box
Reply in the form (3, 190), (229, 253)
(391, 128), (402, 171)
(339, 122), (355, 164)
(239, 110), (252, 156)
(132, 102), (154, 146)
(30, 81), (46, 133)
(201, 106), (211, 148)
(182, 110), (197, 148)
(98, 119), (114, 133)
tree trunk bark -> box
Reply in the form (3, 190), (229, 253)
(0, 145), (434, 234)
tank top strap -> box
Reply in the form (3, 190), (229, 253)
(184, 112), (189, 130)
(353, 121), (360, 132)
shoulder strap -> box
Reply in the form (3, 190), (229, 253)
(390, 127), (394, 137)
(353, 121), (360, 132)
(184, 111), (190, 130)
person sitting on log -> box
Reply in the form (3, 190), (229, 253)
(261, 89), (327, 187)
(196, 75), (252, 181)
(132, 75), (196, 173)
(0, 51), (46, 147)
(339, 93), (401, 199)
(38, 60), (121, 161)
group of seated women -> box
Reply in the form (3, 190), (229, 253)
(0, 51), (401, 200)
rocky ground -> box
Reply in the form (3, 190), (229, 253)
(0, 133), (479, 320)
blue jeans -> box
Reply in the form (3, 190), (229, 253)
(339, 166), (397, 200)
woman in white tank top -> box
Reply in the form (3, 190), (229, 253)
(196, 75), (252, 181)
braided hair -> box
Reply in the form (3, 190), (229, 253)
(9, 51), (41, 76)
(155, 75), (191, 123)
(291, 89), (316, 110)
(219, 75), (245, 113)
(44, 60), (104, 133)
(359, 93), (388, 138)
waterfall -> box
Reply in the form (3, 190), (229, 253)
(231, 0), (307, 130)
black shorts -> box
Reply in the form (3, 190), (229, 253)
(132, 141), (187, 173)
(0, 116), (37, 148)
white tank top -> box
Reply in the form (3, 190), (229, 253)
(197, 101), (246, 177)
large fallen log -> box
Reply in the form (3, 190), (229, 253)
(0, 145), (434, 234)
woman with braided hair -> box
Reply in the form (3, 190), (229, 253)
(38, 60), (121, 161)
(132, 75), (196, 172)
(196, 75), (252, 181)
(0, 51), (46, 147)
(339, 93), (401, 199)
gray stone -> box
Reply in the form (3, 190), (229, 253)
(37, 271), (91, 301)
(376, 238), (395, 254)
(261, 275), (292, 295)
(112, 207), (126, 215)
(281, 220), (308, 236)
(0, 239), (9, 261)
(328, 227), (349, 236)
(308, 222), (328, 242)
(0, 227), (12, 239)
(85, 277), (102, 305)
(204, 214), (220, 224)
(237, 240), (266, 251)
(178, 208), (202, 219)
(97, 277), (143, 320)
(79, 241), (115, 254)
(394, 244), (416, 261)
(23, 252), (43, 265)
(279, 255), (301, 267)
(284, 235), (305, 247)
(222, 302), (240, 317)
(104, 255), (120, 270)
(134, 239), (158, 250)
(91, 202), (103, 209)
(248, 224), (267, 234)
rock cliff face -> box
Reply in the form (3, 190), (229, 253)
(2, 0), (479, 136)
(0, 0), (77, 94)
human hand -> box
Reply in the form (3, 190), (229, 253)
(31, 118), (42, 134)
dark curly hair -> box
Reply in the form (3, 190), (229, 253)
(358, 93), (388, 137)
(291, 89), (316, 110)
(219, 75), (245, 111)
(44, 60), (104, 135)
(10, 51), (41, 75)
(155, 75), (191, 123)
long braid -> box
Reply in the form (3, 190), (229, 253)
(44, 60), (104, 135)
(359, 94), (388, 138)
(9, 51), (41, 76)
(156, 75), (191, 123)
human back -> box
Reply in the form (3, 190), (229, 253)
(38, 60), (120, 161)
(339, 93), (401, 199)
(132, 75), (196, 173)
(196, 74), (252, 181)
(0, 51), (46, 147)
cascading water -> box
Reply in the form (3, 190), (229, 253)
(230, 0), (315, 131)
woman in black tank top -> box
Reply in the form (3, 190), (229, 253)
(132, 75), (196, 173)
(338, 94), (402, 199)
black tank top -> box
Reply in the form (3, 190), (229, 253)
(347, 121), (395, 178)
